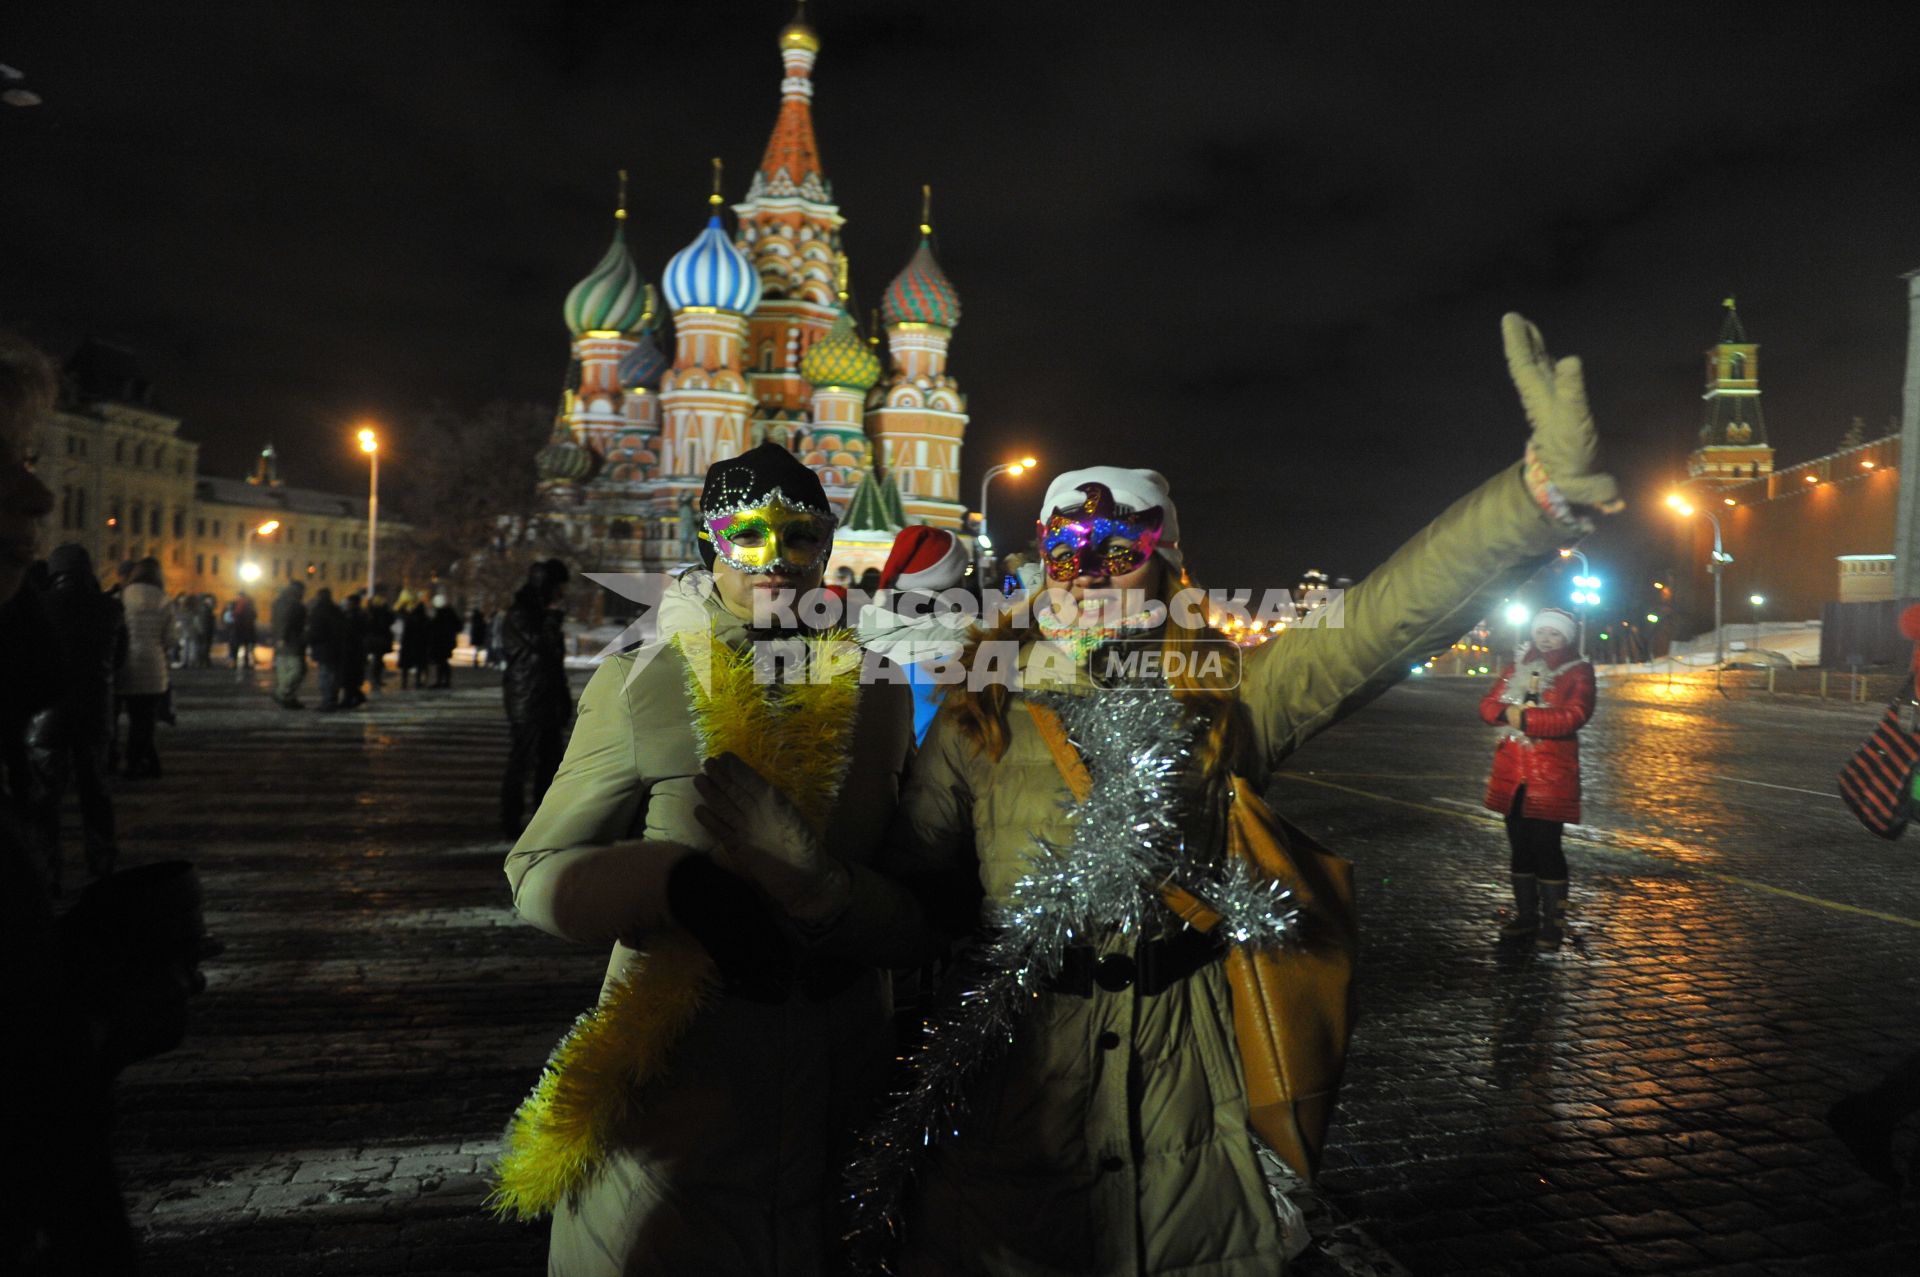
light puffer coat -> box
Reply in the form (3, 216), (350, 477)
(833, 462), (1570, 1276)
(504, 574), (914, 1277)
(117, 582), (174, 697)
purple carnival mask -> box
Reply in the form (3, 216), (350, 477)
(1037, 483), (1164, 583)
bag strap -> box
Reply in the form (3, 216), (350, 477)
(1024, 701), (1225, 933)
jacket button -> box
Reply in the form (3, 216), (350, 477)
(1094, 954), (1135, 992)
(1100, 1155), (1126, 1173)
(1097, 1030), (1121, 1050)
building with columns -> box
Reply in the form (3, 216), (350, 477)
(533, 4), (967, 588)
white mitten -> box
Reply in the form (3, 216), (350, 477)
(693, 753), (848, 925)
(1502, 313), (1624, 521)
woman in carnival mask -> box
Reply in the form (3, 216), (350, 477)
(500, 442), (914, 1276)
(695, 316), (1623, 1274)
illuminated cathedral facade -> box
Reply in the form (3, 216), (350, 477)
(534, 5), (967, 586)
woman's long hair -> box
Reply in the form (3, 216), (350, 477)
(942, 559), (1249, 783)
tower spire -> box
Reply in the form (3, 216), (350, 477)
(709, 156), (725, 209)
(616, 169), (628, 221)
(920, 184), (933, 238)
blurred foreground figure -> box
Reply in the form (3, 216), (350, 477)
(26, 543), (126, 894)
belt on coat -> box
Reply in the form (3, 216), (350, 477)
(1047, 927), (1225, 998)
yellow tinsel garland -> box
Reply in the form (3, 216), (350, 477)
(489, 628), (863, 1221)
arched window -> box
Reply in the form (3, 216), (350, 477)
(1728, 352), (1747, 379)
(115, 439), (126, 464)
(135, 442), (147, 466)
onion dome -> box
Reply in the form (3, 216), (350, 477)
(662, 214), (763, 314)
(537, 437), (600, 484)
(800, 311), (881, 391)
(618, 333), (669, 389)
(880, 237), (961, 329)
(780, 1), (820, 53)
(564, 223), (652, 337)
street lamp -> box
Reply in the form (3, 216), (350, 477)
(1749, 593), (1765, 647)
(358, 427), (379, 598)
(241, 518), (280, 584)
(1665, 493), (1731, 667)
(977, 454), (1037, 584)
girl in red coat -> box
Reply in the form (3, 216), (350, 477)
(1480, 606), (1595, 949)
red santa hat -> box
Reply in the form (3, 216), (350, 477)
(880, 525), (967, 592)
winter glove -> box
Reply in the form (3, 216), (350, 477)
(693, 752), (851, 927)
(1502, 312), (1624, 527)
(664, 854), (794, 1002)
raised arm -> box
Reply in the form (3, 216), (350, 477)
(1241, 314), (1619, 769)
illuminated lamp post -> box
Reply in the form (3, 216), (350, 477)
(241, 519), (280, 584)
(358, 427), (380, 598)
(977, 455), (1037, 584)
(1665, 493), (1730, 669)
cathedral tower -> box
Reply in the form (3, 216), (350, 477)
(866, 190), (968, 527)
(734, 2), (843, 425)
(658, 172), (762, 492)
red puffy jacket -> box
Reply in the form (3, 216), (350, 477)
(1480, 655), (1595, 823)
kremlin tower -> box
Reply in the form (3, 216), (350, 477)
(535, 3), (968, 586)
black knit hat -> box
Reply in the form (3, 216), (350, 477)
(697, 442), (833, 570)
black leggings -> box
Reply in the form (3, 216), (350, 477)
(1505, 790), (1567, 878)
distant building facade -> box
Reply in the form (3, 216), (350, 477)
(28, 341), (392, 598)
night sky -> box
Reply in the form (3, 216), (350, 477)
(6, 0), (1918, 595)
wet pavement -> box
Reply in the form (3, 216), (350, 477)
(86, 665), (1920, 1274)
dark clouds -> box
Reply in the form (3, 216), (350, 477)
(4, 0), (1917, 590)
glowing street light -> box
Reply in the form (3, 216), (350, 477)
(1667, 491), (1730, 667)
(358, 426), (380, 598)
(241, 518), (280, 584)
(978, 455), (1038, 582)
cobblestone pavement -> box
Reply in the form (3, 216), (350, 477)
(90, 666), (1920, 1274)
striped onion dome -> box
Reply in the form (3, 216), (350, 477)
(618, 333), (669, 389)
(536, 438), (600, 483)
(662, 214), (763, 314)
(800, 311), (881, 391)
(564, 223), (652, 337)
(880, 237), (961, 328)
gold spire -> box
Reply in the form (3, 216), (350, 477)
(1723, 296), (1736, 310)
(708, 156), (725, 208)
(615, 169), (628, 221)
(868, 307), (881, 347)
(835, 252), (851, 304)
(919, 184), (933, 238)
(781, 0), (821, 53)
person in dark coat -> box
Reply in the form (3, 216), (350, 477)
(363, 592), (395, 693)
(1479, 606), (1596, 950)
(337, 593), (369, 708)
(228, 591), (259, 676)
(306, 587), (344, 711)
(398, 595), (430, 689)
(430, 594), (461, 688)
(468, 606), (489, 666)
(499, 559), (572, 837)
(270, 581), (308, 708)
(26, 543), (126, 893)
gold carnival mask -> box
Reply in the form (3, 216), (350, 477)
(701, 493), (837, 575)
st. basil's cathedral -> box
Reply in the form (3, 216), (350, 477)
(533, 4), (967, 588)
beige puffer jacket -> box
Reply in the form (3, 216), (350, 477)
(835, 463), (1567, 1276)
(505, 572), (915, 1277)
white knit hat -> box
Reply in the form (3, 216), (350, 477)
(1530, 607), (1578, 642)
(1038, 467), (1182, 568)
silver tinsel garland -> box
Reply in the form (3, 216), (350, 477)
(842, 685), (1300, 1271)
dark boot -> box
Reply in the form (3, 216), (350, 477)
(1536, 879), (1569, 950)
(1500, 873), (1539, 940)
